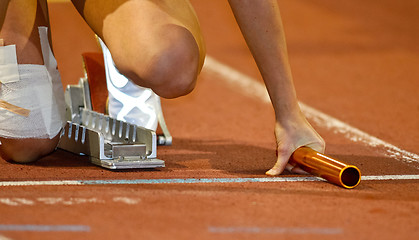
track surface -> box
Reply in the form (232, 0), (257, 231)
(1, 1), (418, 239)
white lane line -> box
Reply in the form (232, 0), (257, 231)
(362, 175), (419, 181)
(0, 197), (141, 206)
(0, 180), (83, 186)
(112, 197), (141, 205)
(0, 198), (34, 206)
(208, 226), (343, 235)
(203, 56), (419, 166)
(0, 224), (90, 232)
(0, 175), (417, 187)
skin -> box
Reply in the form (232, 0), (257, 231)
(0, 0), (60, 163)
(71, 0), (206, 99)
(227, 0), (325, 175)
(0, 0), (324, 175)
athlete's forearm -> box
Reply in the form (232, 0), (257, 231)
(228, 0), (301, 122)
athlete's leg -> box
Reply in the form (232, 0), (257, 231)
(71, 0), (205, 99)
(0, 0), (46, 65)
(0, 0), (61, 163)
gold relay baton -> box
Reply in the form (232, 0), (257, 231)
(290, 147), (361, 189)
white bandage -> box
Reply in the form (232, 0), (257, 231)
(0, 45), (20, 84)
(0, 27), (65, 139)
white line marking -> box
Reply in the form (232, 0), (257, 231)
(208, 226), (343, 235)
(0, 175), (417, 187)
(361, 175), (419, 181)
(112, 197), (141, 205)
(301, 105), (419, 165)
(35, 197), (103, 205)
(0, 197), (143, 206)
(0, 224), (90, 232)
(203, 56), (419, 166)
(0, 199), (20, 206)
(0, 180), (83, 186)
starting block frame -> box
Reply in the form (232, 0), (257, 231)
(58, 76), (170, 170)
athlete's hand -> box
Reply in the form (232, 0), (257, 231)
(266, 115), (325, 176)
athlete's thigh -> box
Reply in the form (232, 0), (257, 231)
(71, 0), (205, 69)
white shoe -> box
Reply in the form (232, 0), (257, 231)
(98, 38), (158, 131)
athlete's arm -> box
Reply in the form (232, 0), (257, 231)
(228, 0), (325, 175)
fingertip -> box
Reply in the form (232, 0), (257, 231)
(266, 168), (280, 176)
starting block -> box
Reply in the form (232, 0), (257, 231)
(58, 53), (171, 169)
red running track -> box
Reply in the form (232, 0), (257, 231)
(0, 1), (418, 239)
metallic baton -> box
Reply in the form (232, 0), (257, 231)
(291, 147), (361, 188)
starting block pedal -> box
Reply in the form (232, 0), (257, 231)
(58, 53), (171, 170)
(59, 106), (164, 169)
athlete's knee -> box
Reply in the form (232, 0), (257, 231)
(144, 39), (199, 99)
(0, 135), (60, 163)
(115, 26), (201, 99)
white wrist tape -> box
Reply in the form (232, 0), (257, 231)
(0, 27), (65, 139)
